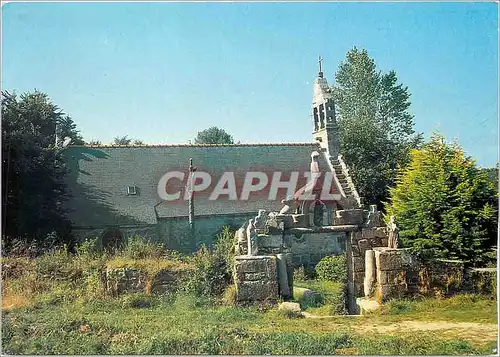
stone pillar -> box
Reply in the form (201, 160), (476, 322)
(276, 253), (291, 299)
(364, 250), (376, 297)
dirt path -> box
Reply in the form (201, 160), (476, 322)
(302, 312), (498, 343)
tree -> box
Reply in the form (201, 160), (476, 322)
(2, 90), (74, 246)
(194, 127), (234, 144)
(113, 135), (132, 145)
(385, 133), (497, 265)
(87, 140), (102, 146)
(481, 167), (498, 191)
(58, 115), (84, 145)
(333, 47), (423, 207)
(133, 139), (144, 145)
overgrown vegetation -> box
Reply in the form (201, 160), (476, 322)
(2, 233), (498, 355)
(184, 226), (235, 297)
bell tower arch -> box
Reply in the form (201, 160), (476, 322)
(312, 56), (340, 157)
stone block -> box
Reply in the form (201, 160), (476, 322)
(354, 282), (364, 297)
(351, 230), (363, 242)
(236, 280), (278, 302)
(357, 239), (371, 253)
(369, 237), (382, 247)
(106, 267), (147, 295)
(375, 227), (388, 238)
(377, 269), (406, 285)
(353, 271), (365, 283)
(150, 269), (184, 294)
(375, 249), (404, 271)
(235, 255), (277, 275)
(352, 256), (365, 272)
(259, 234), (283, 249)
(361, 228), (376, 239)
(356, 298), (381, 315)
(351, 244), (361, 257)
(278, 301), (301, 313)
(381, 238), (388, 247)
(334, 209), (364, 225)
(378, 283), (407, 301)
(234, 255), (278, 302)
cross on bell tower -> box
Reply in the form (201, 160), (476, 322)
(318, 55), (324, 78)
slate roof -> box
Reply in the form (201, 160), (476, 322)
(62, 143), (327, 228)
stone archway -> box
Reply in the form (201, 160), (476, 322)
(102, 228), (124, 251)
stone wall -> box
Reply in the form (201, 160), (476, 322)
(346, 227), (389, 311)
(288, 231), (347, 267)
(365, 248), (497, 302)
(106, 266), (191, 296)
(158, 212), (256, 253)
(234, 256), (279, 302)
(372, 248), (418, 301)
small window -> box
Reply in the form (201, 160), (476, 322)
(127, 185), (138, 195)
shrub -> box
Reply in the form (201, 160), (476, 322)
(293, 266), (307, 282)
(222, 285), (237, 306)
(213, 226), (236, 272)
(121, 235), (167, 259)
(385, 133), (498, 265)
(184, 227), (235, 297)
(75, 238), (102, 259)
(34, 245), (75, 280)
(185, 245), (230, 297)
(315, 254), (347, 282)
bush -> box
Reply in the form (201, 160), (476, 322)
(315, 254), (347, 282)
(75, 238), (102, 259)
(183, 226), (235, 297)
(293, 266), (307, 282)
(385, 133), (498, 265)
(121, 235), (167, 259)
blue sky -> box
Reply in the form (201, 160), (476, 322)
(2, 2), (498, 167)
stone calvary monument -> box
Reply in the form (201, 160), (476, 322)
(230, 60), (401, 312)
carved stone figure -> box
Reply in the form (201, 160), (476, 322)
(254, 209), (268, 233)
(387, 216), (399, 249)
(278, 196), (298, 215)
(246, 218), (259, 256)
(365, 204), (383, 228)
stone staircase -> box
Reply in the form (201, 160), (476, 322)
(328, 154), (362, 208)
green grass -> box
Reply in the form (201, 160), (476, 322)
(375, 294), (498, 323)
(2, 292), (497, 355)
(294, 280), (347, 315)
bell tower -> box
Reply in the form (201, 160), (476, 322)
(312, 56), (340, 157)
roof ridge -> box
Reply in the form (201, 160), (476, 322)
(70, 142), (320, 148)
